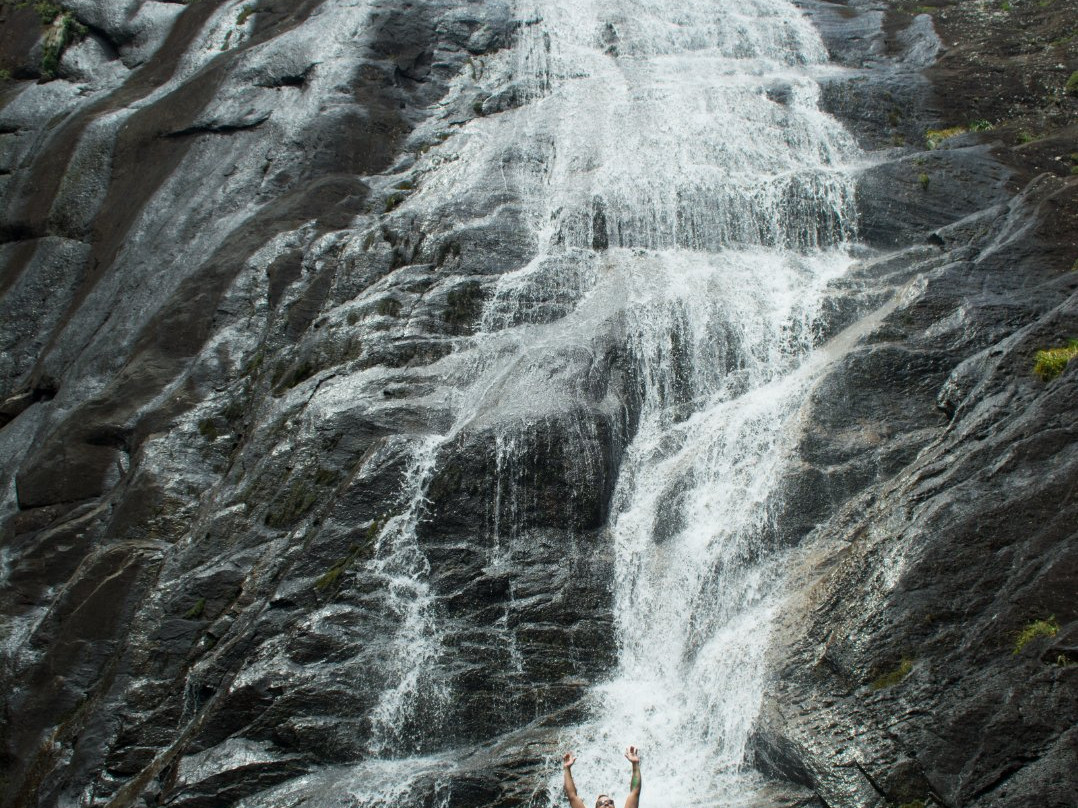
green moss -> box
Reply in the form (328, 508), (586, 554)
(918, 172), (930, 191)
(31, 1), (63, 23)
(1013, 616), (1060, 654)
(39, 10), (86, 79)
(435, 240), (462, 266)
(183, 598), (206, 619)
(314, 531), (376, 591)
(444, 280), (485, 328)
(1066, 71), (1078, 95)
(313, 467), (339, 487)
(925, 126), (967, 149)
(871, 658), (913, 690)
(968, 119), (993, 132)
(279, 359), (317, 390)
(384, 192), (407, 213)
(236, 4), (255, 25)
(376, 297), (402, 317)
(220, 397), (246, 425)
(198, 418), (219, 441)
(243, 350), (264, 377)
(264, 481), (318, 528)
(1016, 130), (1035, 144)
(0, 69), (11, 82)
(1033, 340), (1078, 380)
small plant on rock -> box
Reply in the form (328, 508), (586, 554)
(1066, 71), (1078, 96)
(925, 126), (966, 149)
(1013, 616), (1059, 654)
(1032, 340), (1078, 380)
(871, 657), (913, 690)
(376, 297), (402, 317)
(918, 172), (930, 191)
(198, 418), (219, 441)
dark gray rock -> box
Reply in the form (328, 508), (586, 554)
(0, 1), (1075, 808)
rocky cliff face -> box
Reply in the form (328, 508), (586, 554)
(0, 1), (1074, 808)
(756, 2), (1078, 807)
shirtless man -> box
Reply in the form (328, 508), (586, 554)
(562, 746), (642, 808)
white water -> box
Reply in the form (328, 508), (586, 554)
(335, 0), (864, 805)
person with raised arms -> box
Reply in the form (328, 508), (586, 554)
(562, 746), (642, 808)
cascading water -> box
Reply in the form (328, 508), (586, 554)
(261, 0), (866, 805)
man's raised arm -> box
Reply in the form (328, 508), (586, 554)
(623, 746), (642, 808)
(562, 752), (586, 808)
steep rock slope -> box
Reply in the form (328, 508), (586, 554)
(755, 1), (1077, 807)
(0, 1), (1073, 808)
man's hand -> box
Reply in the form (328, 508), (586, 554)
(624, 745), (641, 808)
(562, 752), (585, 808)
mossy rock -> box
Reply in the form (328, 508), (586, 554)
(870, 657), (913, 690)
(444, 281), (485, 332)
(376, 297), (402, 318)
(265, 481), (319, 528)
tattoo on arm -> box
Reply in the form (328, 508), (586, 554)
(630, 766), (641, 791)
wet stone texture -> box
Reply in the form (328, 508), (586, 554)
(0, 1), (1075, 808)
(757, 2), (1078, 808)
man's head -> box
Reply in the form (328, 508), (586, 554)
(595, 796), (615, 808)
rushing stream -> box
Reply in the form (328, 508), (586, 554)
(245, 0), (864, 805)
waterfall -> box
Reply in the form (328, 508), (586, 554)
(264, 0), (864, 804)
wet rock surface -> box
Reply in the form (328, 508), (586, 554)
(0, 1), (1074, 808)
(760, 2), (1078, 807)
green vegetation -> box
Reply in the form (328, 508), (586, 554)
(183, 598), (206, 619)
(969, 119), (993, 132)
(236, 4), (255, 25)
(376, 297), (402, 317)
(314, 545), (362, 591)
(444, 280), (485, 328)
(384, 192), (408, 213)
(435, 240), (462, 266)
(871, 658), (913, 690)
(40, 10), (86, 79)
(264, 480), (318, 528)
(925, 126), (967, 149)
(1032, 340), (1078, 380)
(918, 172), (930, 191)
(274, 357), (317, 390)
(1013, 617), (1060, 654)
(0, 69), (11, 81)
(198, 418), (219, 441)
(313, 467), (339, 487)
(314, 518), (386, 592)
(1066, 71), (1078, 95)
